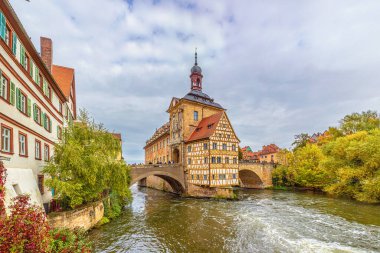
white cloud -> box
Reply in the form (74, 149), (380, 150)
(9, 0), (380, 162)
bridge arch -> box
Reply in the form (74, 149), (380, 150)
(239, 169), (264, 189)
(130, 167), (185, 194)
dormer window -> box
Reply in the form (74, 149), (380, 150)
(207, 123), (213, 129)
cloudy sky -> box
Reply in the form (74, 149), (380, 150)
(10, 0), (380, 163)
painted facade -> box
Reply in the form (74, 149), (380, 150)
(0, 1), (76, 211)
(144, 51), (240, 191)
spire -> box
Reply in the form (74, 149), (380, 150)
(195, 47), (198, 66)
(190, 49), (203, 91)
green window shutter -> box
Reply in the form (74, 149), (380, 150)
(0, 13), (5, 41)
(35, 67), (39, 84)
(16, 88), (21, 110)
(42, 112), (46, 128)
(10, 82), (15, 105)
(43, 80), (47, 95)
(49, 118), (52, 132)
(33, 103), (38, 122)
(20, 45), (25, 67)
(30, 61), (34, 77)
(27, 98), (31, 117)
(12, 33), (17, 55)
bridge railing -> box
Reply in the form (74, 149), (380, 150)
(130, 163), (182, 169)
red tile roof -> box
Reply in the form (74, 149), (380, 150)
(112, 133), (122, 141)
(186, 112), (224, 143)
(52, 65), (74, 99)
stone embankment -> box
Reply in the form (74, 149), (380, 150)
(47, 199), (104, 231)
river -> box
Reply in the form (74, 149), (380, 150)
(89, 186), (380, 253)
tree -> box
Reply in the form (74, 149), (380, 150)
(292, 133), (310, 151)
(44, 109), (131, 209)
(322, 129), (380, 202)
(238, 146), (243, 160)
(339, 110), (380, 135)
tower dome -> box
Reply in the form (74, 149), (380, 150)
(190, 49), (203, 91)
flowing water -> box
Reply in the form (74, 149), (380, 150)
(89, 186), (380, 253)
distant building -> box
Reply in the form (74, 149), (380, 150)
(308, 131), (329, 144)
(144, 122), (170, 164)
(241, 144), (281, 164)
(259, 144), (280, 163)
(0, 1), (76, 211)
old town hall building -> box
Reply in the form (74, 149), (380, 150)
(144, 52), (240, 193)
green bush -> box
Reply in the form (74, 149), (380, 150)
(49, 228), (92, 253)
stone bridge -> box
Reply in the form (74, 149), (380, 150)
(238, 162), (274, 188)
(130, 162), (274, 194)
(130, 164), (185, 194)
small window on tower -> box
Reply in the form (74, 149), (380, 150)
(194, 111), (198, 121)
(196, 78), (200, 86)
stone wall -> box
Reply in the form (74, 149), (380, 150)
(186, 183), (234, 198)
(47, 199), (104, 231)
(140, 175), (176, 193)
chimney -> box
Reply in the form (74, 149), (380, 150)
(40, 37), (53, 72)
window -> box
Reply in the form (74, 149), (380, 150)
(232, 174), (236, 179)
(212, 143), (217, 150)
(33, 104), (41, 125)
(225, 157), (230, 164)
(211, 157), (216, 163)
(13, 184), (22, 196)
(217, 157), (221, 163)
(5, 25), (11, 48)
(39, 74), (43, 87)
(17, 89), (28, 114)
(25, 54), (30, 71)
(191, 175), (194, 180)
(212, 174), (215, 180)
(187, 145), (192, 152)
(218, 174), (226, 180)
(203, 143), (208, 150)
(222, 143), (227, 150)
(187, 158), (191, 165)
(1, 125), (13, 153)
(38, 175), (44, 194)
(196, 175), (200, 180)
(227, 134), (230, 139)
(232, 145), (236, 151)
(35, 140), (41, 160)
(207, 124), (213, 129)
(44, 144), (49, 162)
(47, 86), (51, 100)
(58, 102), (62, 114)
(203, 175), (207, 180)
(204, 157), (208, 164)
(18, 132), (27, 157)
(0, 73), (9, 101)
(194, 111), (198, 121)
(57, 126), (62, 140)
(43, 114), (51, 132)
(233, 158), (237, 164)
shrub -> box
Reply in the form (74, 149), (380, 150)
(49, 228), (92, 253)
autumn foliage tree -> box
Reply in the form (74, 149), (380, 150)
(274, 110), (380, 203)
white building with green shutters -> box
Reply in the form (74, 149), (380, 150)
(0, 1), (76, 212)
